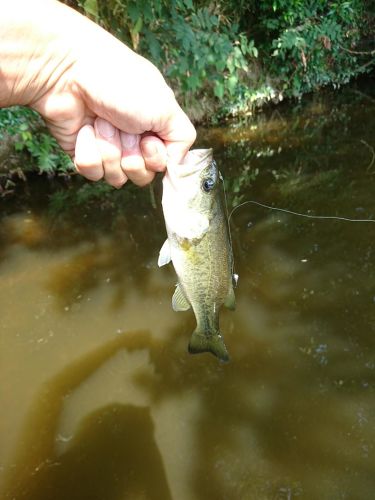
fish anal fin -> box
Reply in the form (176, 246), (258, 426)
(224, 285), (236, 311)
(172, 284), (191, 312)
(188, 329), (230, 362)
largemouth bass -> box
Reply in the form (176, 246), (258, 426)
(158, 149), (236, 362)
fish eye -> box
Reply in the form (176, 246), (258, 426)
(202, 178), (215, 192)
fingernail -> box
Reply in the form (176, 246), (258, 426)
(96, 118), (115, 139)
(120, 133), (138, 150)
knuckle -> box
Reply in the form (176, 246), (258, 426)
(108, 177), (127, 189)
(144, 156), (165, 171)
(80, 170), (104, 182)
(99, 143), (122, 165)
(134, 176), (154, 188)
(75, 163), (104, 182)
(121, 156), (145, 174)
(102, 155), (121, 170)
(122, 163), (139, 175)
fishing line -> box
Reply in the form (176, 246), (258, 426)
(229, 200), (375, 224)
(220, 171), (238, 281)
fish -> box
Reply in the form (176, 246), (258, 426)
(158, 148), (236, 362)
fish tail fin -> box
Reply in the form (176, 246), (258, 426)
(188, 329), (230, 363)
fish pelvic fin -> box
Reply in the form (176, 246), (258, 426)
(188, 329), (229, 363)
(224, 285), (236, 311)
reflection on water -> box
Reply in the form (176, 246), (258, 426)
(1, 80), (375, 499)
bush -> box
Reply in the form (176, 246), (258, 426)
(0, 107), (73, 175)
(1, 1), (374, 184)
(75, 0), (374, 118)
(258, 0), (374, 98)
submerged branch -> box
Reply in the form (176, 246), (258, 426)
(361, 139), (375, 171)
(351, 89), (375, 105)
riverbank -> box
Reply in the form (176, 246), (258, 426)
(1, 0), (374, 187)
(0, 70), (374, 197)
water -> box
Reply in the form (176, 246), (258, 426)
(1, 79), (375, 499)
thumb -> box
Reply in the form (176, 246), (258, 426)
(162, 109), (197, 165)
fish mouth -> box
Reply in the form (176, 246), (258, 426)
(167, 149), (213, 179)
(163, 149), (214, 196)
(180, 149), (213, 168)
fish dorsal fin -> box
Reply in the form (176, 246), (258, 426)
(172, 284), (191, 311)
(158, 239), (171, 267)
(224, 285), (236, 310)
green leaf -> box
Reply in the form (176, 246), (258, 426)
(82, 0), (98, 19)
(133, 17), (143, 36)
(214, 81), (225, 99)
(227, 74), (238, 94)
(128, 3), (142, 24)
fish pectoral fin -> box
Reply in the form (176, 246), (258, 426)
(172, 284), (191, 311)
(224, 286), (236, 310)
(158, 239), (171, 267)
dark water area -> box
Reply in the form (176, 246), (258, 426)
(1, 78), (375, 499)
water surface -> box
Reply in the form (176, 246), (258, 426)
(1, 80), (375, 499)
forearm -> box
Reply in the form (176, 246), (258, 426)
(0, 0), (95, 108)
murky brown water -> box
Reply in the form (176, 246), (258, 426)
(1, 79), (375, 499)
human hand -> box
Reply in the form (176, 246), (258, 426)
(0, 0), (196, 187)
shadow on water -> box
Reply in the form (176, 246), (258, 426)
(2, 331), (172, 500)
(3, 313), (375, 499)
(0, 180), (170, 311)
(132, 314), (375, 499)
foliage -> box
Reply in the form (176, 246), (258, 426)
(258, 0), (374, 98)
(48, 176), (160, 219)
(1, 1), (374, 184)
(74, 0), (374, 119)
(0, 107), (74, 175)
(77, 0), (259, 118)
(48, 182), (116, 215)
